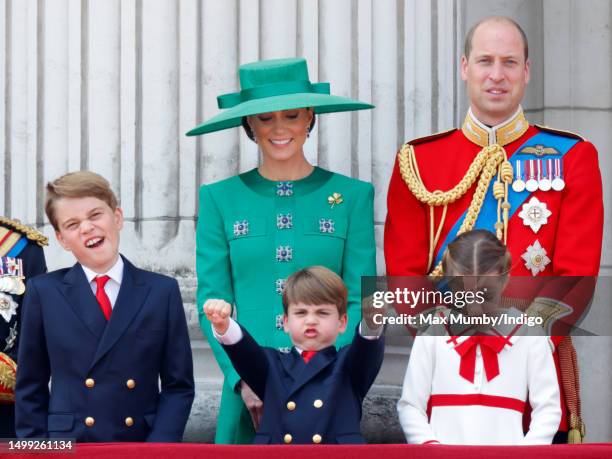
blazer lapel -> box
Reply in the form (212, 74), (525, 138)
(279, 349), (302, 386)
(59, 263), (107, 340)
(90, 256), (151, 370)
(288, 346), (337, 397)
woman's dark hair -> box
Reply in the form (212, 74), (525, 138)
(241, 112), (317, 142)
(442, 229), (511, 276)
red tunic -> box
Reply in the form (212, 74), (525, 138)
(384, 123), (604, 432)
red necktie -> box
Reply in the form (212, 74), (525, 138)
(302, 350), (317, 363)
(95, 275), (112, 321)
(453, 335), (506, 383)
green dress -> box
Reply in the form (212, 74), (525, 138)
(196, 166), (376, 444)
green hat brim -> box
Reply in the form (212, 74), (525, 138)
(186, 93), (374, 136)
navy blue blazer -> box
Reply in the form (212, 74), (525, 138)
(222, 325), (384, 444)
(15, 256), (194, 442)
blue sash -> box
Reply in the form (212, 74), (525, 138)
(432, 131), (579, 266)
(7, 237), (27, 257)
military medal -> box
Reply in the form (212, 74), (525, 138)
(0, 278), (11, 293)
(0, 277), (24, 295)
(521, 240), (551, 276)
(13, 277), (21, 294)
(0, 292), (18, 322)
(9, 278), (20, 295)
(552, 158), (565, 191)
(4, 322), (17, 350)
(511, 160), (526, 192)
(525, 160), (539, 192)
(538, 159), (552, 191)
(518, 197), (551, 233)
(0, 257), (25, 295)
(15, 279), (25, 295)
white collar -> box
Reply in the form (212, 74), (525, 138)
(82, 256), (124, 285)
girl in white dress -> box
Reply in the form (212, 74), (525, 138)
(397, 229), (561, 445)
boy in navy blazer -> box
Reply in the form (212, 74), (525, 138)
(204, 266), (384, 444)
(15, 171), (194, 442)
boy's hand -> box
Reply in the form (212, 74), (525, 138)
(204, 299), (232, 335)
(362, 295), (386, 332)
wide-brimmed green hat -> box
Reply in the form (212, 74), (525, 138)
(186, 57), (374, 136)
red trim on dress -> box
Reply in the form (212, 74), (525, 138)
(430, 394), (526, 413)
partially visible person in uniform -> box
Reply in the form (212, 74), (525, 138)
(15, 171), (194, 441)
(187, 58), (377, 444)
(205, 266), (384, 444)
(0, 218), (47, 438)
(385, 16), (602, 443)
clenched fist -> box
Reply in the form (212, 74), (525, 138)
(204, 299), (232, 335)
(362, 294), (386, 333)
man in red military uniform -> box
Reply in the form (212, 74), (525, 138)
(384, 16), (603, 443)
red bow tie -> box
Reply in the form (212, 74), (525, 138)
(302, 350), (317, 363)
(453, 335), (507, 383)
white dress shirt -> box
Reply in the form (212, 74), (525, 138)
(82, 256), (124, 309)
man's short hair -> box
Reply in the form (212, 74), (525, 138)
(464, 16), (529, 60)
(282, 266), (348, 316)
(45, 171), (119, 231)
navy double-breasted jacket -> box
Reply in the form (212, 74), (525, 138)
(15, 256), (194, 442)
(222, 325), (384, 444)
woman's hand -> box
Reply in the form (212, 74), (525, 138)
(240, 380), (263, 430)
(204, 299), (232, 335)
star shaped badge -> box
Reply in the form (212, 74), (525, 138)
(518, 197), (551, 233)
(521, 240), (551, 276)
(0, 292), (18, 323)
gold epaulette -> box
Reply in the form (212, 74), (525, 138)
(0, 352), (17, 398)
(535, 124), (585, 142)
(0, 216), (48, 247)
(407, 128), (457, 146)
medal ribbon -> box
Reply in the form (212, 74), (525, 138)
(0, 257), (23, 277)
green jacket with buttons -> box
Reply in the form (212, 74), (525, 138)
(196, 166), (376, 444)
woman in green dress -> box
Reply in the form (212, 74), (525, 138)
(187, 57), (376, 444)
